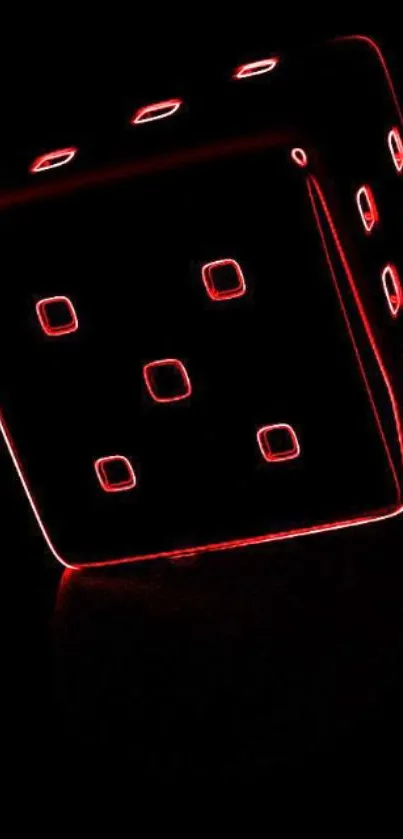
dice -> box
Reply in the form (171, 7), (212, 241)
(0, 35), (402, 568)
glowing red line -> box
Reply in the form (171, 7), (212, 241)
(0, 404), (401, 570)
(0, 131), (290, 211)
(69, 506), (403, 569)
(0, 410), (75, 569)
(335, 35), (403, 127)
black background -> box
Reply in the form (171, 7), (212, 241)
(2, 26), (403, 781)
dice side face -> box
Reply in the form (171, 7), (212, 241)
(305, 36), (403, 474)
(0, 37), (402, 568)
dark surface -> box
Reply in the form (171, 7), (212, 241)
(2, 28), (403, 778)
(15, 517), (403, 779)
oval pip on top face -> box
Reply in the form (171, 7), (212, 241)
(233, 57), (279, 79)
(30, 147), (78, 173)
(130, 99), (183, 124)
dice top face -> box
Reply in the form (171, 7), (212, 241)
(0, 36), (402, 568)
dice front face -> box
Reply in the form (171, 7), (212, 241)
(0, 36), (402, 568)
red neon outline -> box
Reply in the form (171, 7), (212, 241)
(336, 36), (403, 127)
(291, 148), (308, 168)
(143, 358), (192, 403)
(94, 455), (136, 493)
(131, 99), (182, 125)
(381, 264), (403, 318)
(233, 57), (279, 79)
(387, 127), (403, 173)
(201, 259), (246, 301)
(356, 185), (379, 234)
(35, 296), (78, 337)
(257, 424), (300, 463)
(29, 147), (77, 174)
